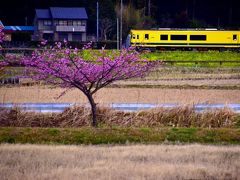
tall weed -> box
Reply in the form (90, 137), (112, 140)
(0, 106), (238, 128)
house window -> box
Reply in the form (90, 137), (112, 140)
(59, 20), (67, 26)
(68, 20), (73, 26)
(43, 20), (52, 26)
(161, 35), (168, 40)
(190, 35), (206, 41)
(145, 34), (149, 40)
(233, 34), (237, 41)
(73, 20), (81, 26)
(171, 35), (187, 40)
(81, 21), (86, 26)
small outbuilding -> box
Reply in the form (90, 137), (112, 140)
(3, 26), (34, 41)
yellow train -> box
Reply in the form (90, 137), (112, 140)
(129, 29), (240, 51)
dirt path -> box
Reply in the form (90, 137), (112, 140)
(0, 86), (239, 104)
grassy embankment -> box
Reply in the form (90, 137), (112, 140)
(142, 51), (240, 67)
(0, 127), (240, 145)
(81, 50), (240, 67)
(0, 106), (240, 145)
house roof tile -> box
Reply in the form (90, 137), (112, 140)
(50, 7), (88, 19)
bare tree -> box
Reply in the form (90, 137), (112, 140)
(100, 18), (114, 41)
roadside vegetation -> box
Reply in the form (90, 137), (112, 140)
(0, 106), (239, 129)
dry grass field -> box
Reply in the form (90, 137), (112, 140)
(0, 86), (240, 104)
(0, 144), (239, 180)
(116, 79), (240, 87)
(1, 67), (239, 104)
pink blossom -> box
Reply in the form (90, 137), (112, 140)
(40, 39), (48, 46)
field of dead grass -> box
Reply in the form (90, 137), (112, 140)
(116, 79), (240, 87)
(0, 144), (239, 180)
(0, 86), (240, 104)
(1, 67), (239, 103)
(124, 67), (240, 87)
(144, 67), (240, 80)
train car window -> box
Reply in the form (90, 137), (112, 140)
(137, 35), (139, 39)
(145, 34), (149, 40)
(132, 34), (136, 39)
(171, 35), (187, 40)
(233, 35), (237, 41)
(190, 35), (206, 41)
(161, 35), (168, 40)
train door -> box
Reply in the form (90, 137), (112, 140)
(136, 34), (139, 41)
(232, 34), (238, 44)
(144, 33), (149, 44)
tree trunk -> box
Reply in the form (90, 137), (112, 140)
(104, 33), (107, 41)
(86, 93), (97, 127)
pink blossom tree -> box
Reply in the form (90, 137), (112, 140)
(23, 42), (159, 127)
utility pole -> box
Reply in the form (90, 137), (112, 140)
(25, 17), (28, 26)
(229, 7), (233, 25)
(192, 0), (196, 21)
(97, 1), (99, 42)
(148, 0), (151, 16)
(117, 18), (119, 50)
(120, 0), (123, 49)
(217, 17), (220, 29)
(228, 0), (233, 26)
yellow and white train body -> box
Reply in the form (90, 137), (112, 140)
(130, 29), (240, 51)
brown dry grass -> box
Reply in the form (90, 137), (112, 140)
(145, 67), (240, 80)
(117, 79), (240, 86)
(146, 72), (240, 80)
(0, 144), (239, 180)
(1, 86), (240, 104)
(0, 106), (237, 128)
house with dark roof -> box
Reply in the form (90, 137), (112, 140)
(34, 7), (88, 42)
